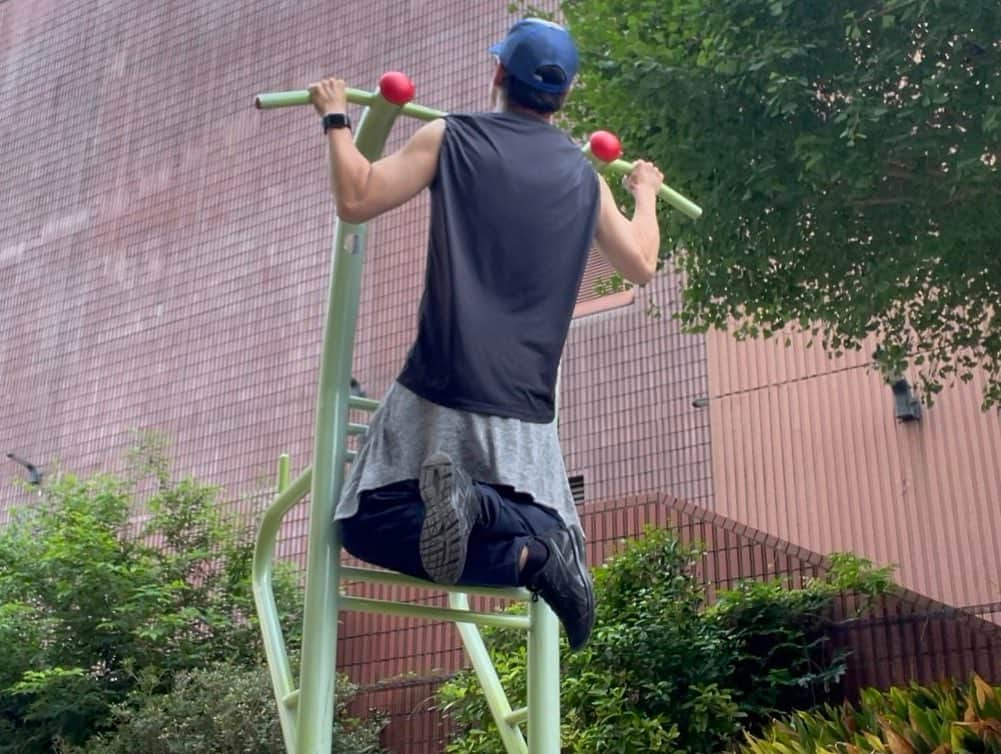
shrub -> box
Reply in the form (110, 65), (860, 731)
(74, 663), (386, 754)
(0, 436), (354, 753)
(439, 528), (892, 754)
(739, 674), (1001, 754)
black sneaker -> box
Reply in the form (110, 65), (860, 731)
(527, 527), (595, 651)
(418, 452), (478, 585)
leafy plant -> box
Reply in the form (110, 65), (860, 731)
(73, 664), (386, 754)
(739, 674), (1001, 754)
(439, 527), (892, 754)
(0, 437), (313, 753)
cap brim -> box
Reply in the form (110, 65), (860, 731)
(489, 42), (503, 56)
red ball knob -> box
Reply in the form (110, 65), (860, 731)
(378, 71), (416, 105)
(589, 130), (622, 162)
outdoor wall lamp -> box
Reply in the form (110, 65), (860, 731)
(890, 377), (922, 422)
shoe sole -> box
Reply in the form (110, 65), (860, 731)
(418, 453), (471, 585)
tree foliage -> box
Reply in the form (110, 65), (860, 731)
(0, 438), (356, 754)
(559, 0), (1001, 407)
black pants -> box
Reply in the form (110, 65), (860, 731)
(341, 479), (563, 587)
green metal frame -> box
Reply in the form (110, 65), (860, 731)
(251, 78), (702, 754)
(251, 83), (562, 754)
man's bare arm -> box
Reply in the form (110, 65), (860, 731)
(593, 161), (663, 285)
(309, 77), (446, 224)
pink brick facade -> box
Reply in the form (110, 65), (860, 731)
(5, 2), (998, 752)
(1, 0), (712, 533)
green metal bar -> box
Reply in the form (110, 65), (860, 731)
(293, 88), (406, 754)
(349, 395), (380, 412)
(255, 87), (375, 110)
(276, 453), (290, 492)
(504, 707), (528, 726)
(346, 422), (367, 435)
(527, 597), (561, 753)
(526, 360), (564, 753)
(255, 87), (444, 123)
(449, 593), (529, 754)
(252, 466), (313, 753)
(340, 595), (532, 631)
(340, 565), (531, 601)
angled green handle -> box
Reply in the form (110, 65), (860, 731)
(605, 158), (702, 219)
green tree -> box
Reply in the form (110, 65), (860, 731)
(559, 0), (1000, 407)
(0, 440), (307, 753)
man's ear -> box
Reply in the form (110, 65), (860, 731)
(492, 63), (506, 88)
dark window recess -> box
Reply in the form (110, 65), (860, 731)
(568, 475), (585, 504)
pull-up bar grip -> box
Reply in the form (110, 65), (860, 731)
(585, 131), (703, 219)
(255, 72), (444, 122)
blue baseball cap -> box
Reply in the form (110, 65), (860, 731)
(489, 18), (579, 94)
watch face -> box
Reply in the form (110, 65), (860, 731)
(323, 113), (350, 131)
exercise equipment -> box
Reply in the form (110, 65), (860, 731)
(252, 70), (701, 754)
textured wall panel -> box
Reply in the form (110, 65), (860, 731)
(707, 328), (1001, 621)
(1, 0), (712, 542)
(561, 270), (714, 506)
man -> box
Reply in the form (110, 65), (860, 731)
(309, 18), (663, 650)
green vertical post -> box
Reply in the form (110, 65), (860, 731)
(527, 597), (561, 753)
(276, 453), (290, 492)
(294, 94), (415, 754)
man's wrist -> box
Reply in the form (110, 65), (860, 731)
(634, 190), (657, 208)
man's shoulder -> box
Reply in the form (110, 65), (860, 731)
(443, 111), (497, 127)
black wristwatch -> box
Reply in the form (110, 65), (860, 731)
(322, 112), (351, 133)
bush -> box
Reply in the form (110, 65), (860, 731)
(739, 674), (1001, 754)
(75, 663), (386, 754)
(0, 436), (374, 753)
(439, 528), (893, 754)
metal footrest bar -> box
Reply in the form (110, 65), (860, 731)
(349, 395), (380, 412)
(504, 707), (528, 726)
(339, 595), (532, 630)
(340, 565), (530, 602)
